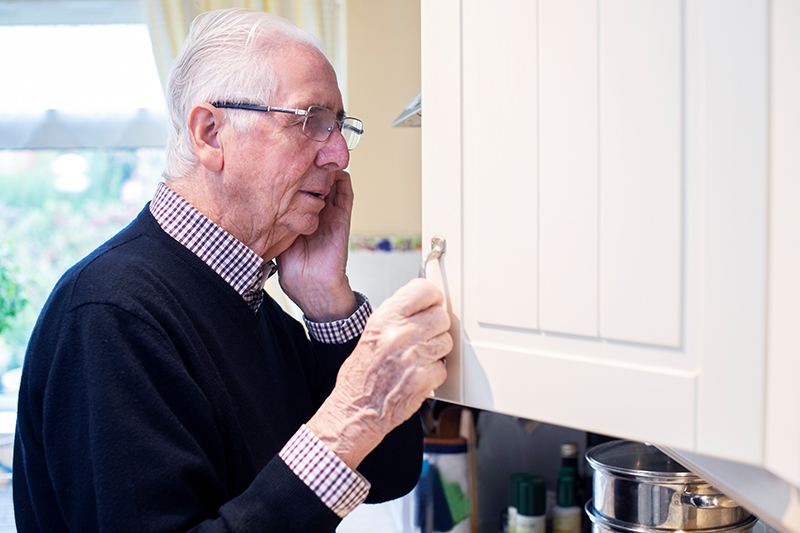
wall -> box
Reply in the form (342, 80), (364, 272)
(346, 0), (421, 236)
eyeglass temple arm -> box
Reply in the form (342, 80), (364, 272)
(211, 102), (307, 116)
(341, 122), (364, 135)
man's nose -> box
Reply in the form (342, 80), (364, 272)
(316, 128), (350, 170)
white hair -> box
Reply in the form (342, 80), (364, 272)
(163, 8), (325, 180)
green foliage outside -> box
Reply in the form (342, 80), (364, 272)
(0, 148), (164, 374)
(0, 242), (27, 336)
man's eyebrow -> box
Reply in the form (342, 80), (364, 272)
(309, 103), (346, 120)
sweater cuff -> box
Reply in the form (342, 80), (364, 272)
(279, 425), (371, 518)
(304, 292), (372, 344)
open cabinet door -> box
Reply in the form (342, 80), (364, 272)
(421, 0), (463, 405)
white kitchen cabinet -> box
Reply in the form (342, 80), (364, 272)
(421, 0), (800, 489)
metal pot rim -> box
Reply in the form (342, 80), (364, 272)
(585, 501), (758, 533)
(587, 441), (701, 483)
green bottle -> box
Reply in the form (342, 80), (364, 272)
(507, 472), (532, 533)
(554, 467), (581, 533)
(516, 476), (546, 533)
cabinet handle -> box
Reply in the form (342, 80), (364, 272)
(419, 235), (446, 278)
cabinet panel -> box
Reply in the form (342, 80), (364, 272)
(463, 0), (539, 330)
(765, 0), (800, 488)
(421, 0), (463, 403)
(458, 0), (695, 452)
(598, 0), (683, 348)
(539, 0), (599, 337)
(696, 0), (767, 464)
(464, 343), (696, 450)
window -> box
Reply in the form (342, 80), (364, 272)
(0, 3), (166, 383)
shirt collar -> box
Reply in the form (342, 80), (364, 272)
(149, 181), (276, 313)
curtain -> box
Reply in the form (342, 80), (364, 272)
(140, 0), (345, 94)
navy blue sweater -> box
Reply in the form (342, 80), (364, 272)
(13, 207), (423, 532)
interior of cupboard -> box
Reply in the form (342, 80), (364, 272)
(341, 402), (781, 533)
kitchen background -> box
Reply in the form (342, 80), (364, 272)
(0, 1), (797, 532)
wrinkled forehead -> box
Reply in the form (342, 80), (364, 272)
(269, 42), (343, 113)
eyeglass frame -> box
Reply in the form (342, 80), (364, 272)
(210, 102), (364, 150)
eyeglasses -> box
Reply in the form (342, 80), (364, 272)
(211, 102), (364, 150)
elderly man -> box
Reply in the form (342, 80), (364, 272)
(13, 9), (450, 532)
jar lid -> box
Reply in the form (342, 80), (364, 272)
(424, 437), (468, 455)
(509, 472), (533, 507)
(561, 442), (579, 459)
(519, 476), (546, 516)
(586, 440), (699, 482)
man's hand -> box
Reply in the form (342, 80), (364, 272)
(277, 170), (357, 322)
(307, 278), (452, 469)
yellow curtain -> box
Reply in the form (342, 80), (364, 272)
(141, 0), (343, 93)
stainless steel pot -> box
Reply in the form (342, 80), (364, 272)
(586, 441), (752, 531)
(585, 501), (758, 533)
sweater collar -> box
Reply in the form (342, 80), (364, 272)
(149, 182), (276, 313)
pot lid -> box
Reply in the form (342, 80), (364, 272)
(587, 440), (701, 483)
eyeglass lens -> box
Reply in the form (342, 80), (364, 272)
(305, 106), (363, 150)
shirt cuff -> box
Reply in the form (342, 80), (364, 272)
(304, 292), (372, 344)
(279, 424), (371, 518)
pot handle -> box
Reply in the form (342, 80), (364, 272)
(680, 492), (739, 509)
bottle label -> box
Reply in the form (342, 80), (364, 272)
(516, 514), (545, 533)
(554, 509), (581, 533)
(508, 507), (517, 533)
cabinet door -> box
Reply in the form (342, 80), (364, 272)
(422, 0), (770, 467)
(766, 0), (800, 489)
(421, 0), (464, 404)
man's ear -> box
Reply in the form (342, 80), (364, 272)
(188, 103), (225, 172)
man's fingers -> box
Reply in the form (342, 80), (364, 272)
(413, 331), (453, 362)
(422, 353), (448, 394)
(328, 170), (354, 211)
(332, 170), (353, 195)
(376, 278), (445, 320)
(404, 305), (451, 342)
(335, 278), (453, 435)
(364, 303), (450, 355)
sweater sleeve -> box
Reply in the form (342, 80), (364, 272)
(14, 302), (342, 533)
